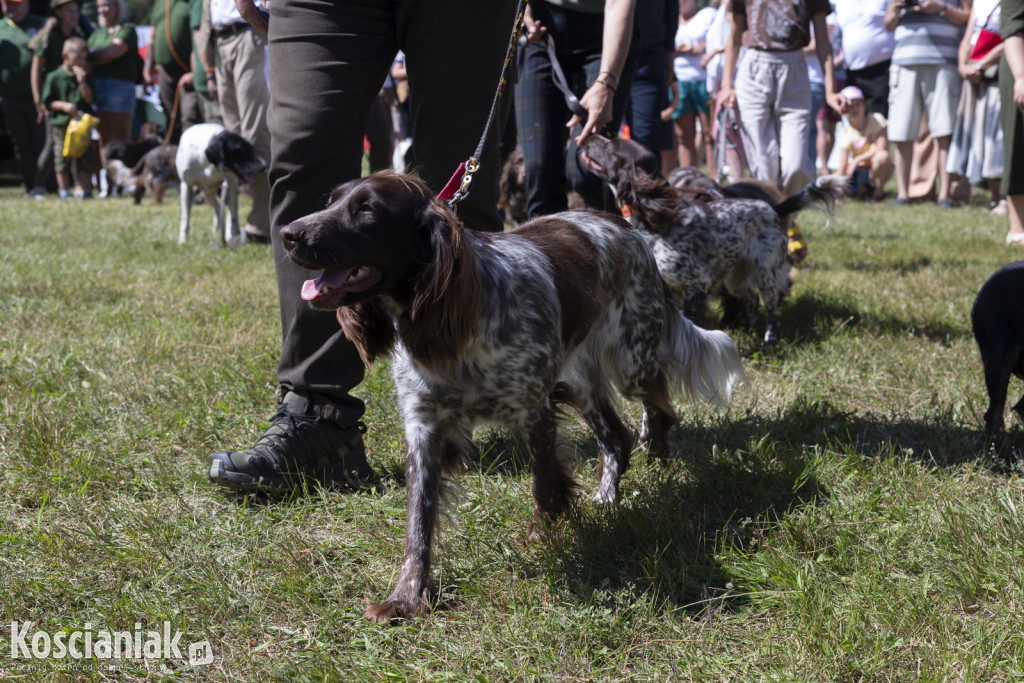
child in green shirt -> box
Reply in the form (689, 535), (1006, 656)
(42, 35), (95, 199)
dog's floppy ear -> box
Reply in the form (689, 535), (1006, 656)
(338, 300), (397, 366)
(617, 169), (681, 232)
(205, 133), (226, 170)
(400, 201), (480, 369)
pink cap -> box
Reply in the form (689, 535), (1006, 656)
(840, 85), (865, 102)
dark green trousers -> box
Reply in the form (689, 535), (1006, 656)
(267, 0), (517, 422)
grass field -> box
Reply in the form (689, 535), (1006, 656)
(2, 183), (1024, 681)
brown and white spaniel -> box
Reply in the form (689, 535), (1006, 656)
(281, 172), (744, 622)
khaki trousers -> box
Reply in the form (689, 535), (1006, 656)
(734, 49), (812, 192)
(214, 25), (272, 236)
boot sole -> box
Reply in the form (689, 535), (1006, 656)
(207, 453), (375, 492)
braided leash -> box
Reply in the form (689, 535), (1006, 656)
(437, 0), (528, 206)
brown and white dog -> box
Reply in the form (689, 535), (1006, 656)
(130, 144), (178, 205)
(103, 131), (162, 197)
(497, 148), (527, 227)
(281, 172), (744, 621)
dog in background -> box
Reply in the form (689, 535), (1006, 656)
(130, 144), (178, 204)
(280, 172), (744, 621)
(667, 168), (810, 263)
(971, 260), (1024, 456)
(580, 135), (840, 347)
(103, 126), (163, 197)
(498, 148), (527, 227)
(175, 123), (267, 246)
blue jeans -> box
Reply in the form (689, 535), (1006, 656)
(807, 80), (825, 173)
(94, 77), (137, 114)
(627, 48), (672, 157)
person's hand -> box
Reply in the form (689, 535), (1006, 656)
(660, 107), (674, 122)
(700, 51), (713, 69)
(719, 85), (736, 110)
(1015, 76), (1024, 110)
(914, 0), (944, 14)
(961, 61), (982, 83)
(827, 91), (848, 113)
(72, 65), (88, 82)
(525, 18), (547, 42)
(235, 0), (269, 34)
(179, 71), (195, 90)
(569, 79), (614, 145)
(35, 101), (46, 124)
(676, 43), (693, 55)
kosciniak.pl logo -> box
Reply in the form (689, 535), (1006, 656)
(7, 621), (214, 666)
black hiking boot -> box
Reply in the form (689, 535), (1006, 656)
(207, 391), (376, 492)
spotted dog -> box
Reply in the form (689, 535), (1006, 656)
(281, 171), (744, 622)
(580, 135), (841, 347)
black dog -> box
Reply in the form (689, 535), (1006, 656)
(971, 260), (1024, 455)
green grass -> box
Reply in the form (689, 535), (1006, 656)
(2, 185), (1024, 681)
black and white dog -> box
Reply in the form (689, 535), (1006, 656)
(972, 260), (1024, 456)
(175, 123), (267, 246)
(580, 135), (841, 347)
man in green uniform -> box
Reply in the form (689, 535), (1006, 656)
(1, 0), (49, 196)
(144, 0), (199, 143)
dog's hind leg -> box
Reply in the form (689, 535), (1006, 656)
(178, 184), (194, 244)
(526, 399), (577, 540)
(755, 252), (789, 348)
(580, 385), (633, 506)
(364, 424), (446, 623)
(638, 371), (679, 461)
(200, 185), (223, 244)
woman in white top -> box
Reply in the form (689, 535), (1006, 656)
(672, 0), (717, 170)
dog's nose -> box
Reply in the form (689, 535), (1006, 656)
(280, 225), (304, 251)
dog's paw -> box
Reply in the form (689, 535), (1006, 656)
(363, 597), (426, 623)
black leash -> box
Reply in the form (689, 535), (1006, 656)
(544, 33), (587, 119)
(439, 0), (528, 206)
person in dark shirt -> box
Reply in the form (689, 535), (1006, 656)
(41, 34), (94, 198)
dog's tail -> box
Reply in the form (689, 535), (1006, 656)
(659, 289), (745, 404)
(774, 175), (846, 222)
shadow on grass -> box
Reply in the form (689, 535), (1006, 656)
(776, 289), (966, 350)
(541, 397), (1019, 616)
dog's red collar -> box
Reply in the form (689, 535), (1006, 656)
(620, 204), (634, 218)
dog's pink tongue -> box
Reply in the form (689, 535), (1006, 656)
(301, 269), (353, 301)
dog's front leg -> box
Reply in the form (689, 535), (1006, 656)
(224, 174), (240, 245)
(364, 424), (444, 622)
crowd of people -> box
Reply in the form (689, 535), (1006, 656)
(0, 0), (267, 234)
(3, 0), (1024, 491)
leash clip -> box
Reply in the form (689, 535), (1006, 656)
(448, 157), (479, 207)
